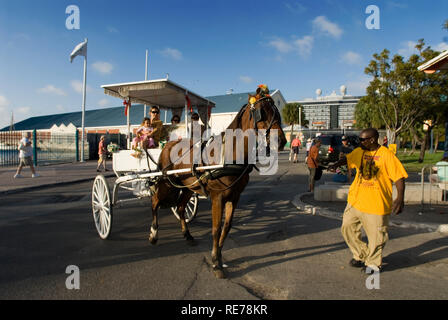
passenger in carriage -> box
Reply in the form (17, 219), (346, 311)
(168, 115), (184, 141)
(190, 112), (206, 139)
(148, 106), (164, 146)
(131, 106), (163, 157)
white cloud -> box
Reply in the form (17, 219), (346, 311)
(92, 61), (114, 74)
(0, 94), (9, 108)
(435, 42), (448, 52)
(37, 85), (66, 96)
(341, 51), (363, 65)
(268, 38), (293, 53)
(70, 80), (92, 94)
(56, 105), (65, 112)
(160, 48), (183, 60)
(398, 41), (418, 56)
(268, 39), (292, 53)
(268, 35), (314, 58)
(239, 76), (253, 84)
(98, 98), (110, 107)
(294, 36), (314, 58)
(312, 16), (343, 39)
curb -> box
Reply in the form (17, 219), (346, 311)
(291, 192), (448, 234)
(0, 173), (116, 196)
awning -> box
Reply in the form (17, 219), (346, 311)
(101, 78), (215, 109)
(418, 50), (448, 74)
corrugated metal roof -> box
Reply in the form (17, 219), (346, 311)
(1, 105), (148, 131)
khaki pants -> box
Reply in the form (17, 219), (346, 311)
(341, 204), (389, 268)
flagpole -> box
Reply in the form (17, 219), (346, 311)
(144, 50), (148, 118)
(81, 38), (88, 162)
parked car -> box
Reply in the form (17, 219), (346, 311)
(316, 134), (359, 165)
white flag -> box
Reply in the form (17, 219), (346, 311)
(70, 39), (87, 63)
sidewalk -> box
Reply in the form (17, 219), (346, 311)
(0, 161), (115, 195)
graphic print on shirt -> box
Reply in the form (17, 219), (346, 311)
(359, 153), (380, 187)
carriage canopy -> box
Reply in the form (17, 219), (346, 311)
(101, 78), (215, 110)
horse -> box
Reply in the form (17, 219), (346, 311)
(148, 91), (287, 278)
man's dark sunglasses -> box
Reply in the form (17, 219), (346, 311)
(151, 110), (159, 114)
(359, 136), (373, 142)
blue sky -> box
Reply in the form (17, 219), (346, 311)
(1, 0), (448, 128)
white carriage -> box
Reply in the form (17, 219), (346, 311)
(91, 79), (219, 239)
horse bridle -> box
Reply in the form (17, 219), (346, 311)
(241, 96), (281, 138)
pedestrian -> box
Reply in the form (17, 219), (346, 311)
(291, 135), (301, 163)
(333, 135), (354, 183)
(307, 138), (321, 193)
(429, 156), (448, 200)
(14, 132), (39, 178)
(305, 138), (312, 162)
(328, 128), (408, 273)
(96, 135), (108, 172)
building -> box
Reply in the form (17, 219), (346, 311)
(290, 86), (362, 130)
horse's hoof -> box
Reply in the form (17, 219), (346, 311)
(149, 236), (158, 245)
(213, 268), (226, 279)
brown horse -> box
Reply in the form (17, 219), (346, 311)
(148, 93), (287, 278)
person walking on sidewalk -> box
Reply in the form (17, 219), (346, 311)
(328, 128), (408, 273)
(307, 138), (321, 193)
(14, 132), (39, 178)
(96, 135), (108, 172)
(291, 136), (301, 163)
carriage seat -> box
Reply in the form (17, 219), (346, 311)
(112, 149), (162, 176)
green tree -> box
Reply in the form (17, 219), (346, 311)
(281, 103), (307, 140)
(361, 40), (448, 156)
(354, 96), (383, 129)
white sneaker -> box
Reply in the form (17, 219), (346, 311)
(32, 173), (40, 178)
(14, 174), (23, 178)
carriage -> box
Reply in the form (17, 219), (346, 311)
(91, 79), (218, 239)
(92, 79), (286, 278)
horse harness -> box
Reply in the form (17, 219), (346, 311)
(157, 97), (280, 195)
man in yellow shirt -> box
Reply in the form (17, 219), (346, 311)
(328, 128), (408, 272)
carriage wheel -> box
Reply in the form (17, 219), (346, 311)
(92, 175), (113, 239)
(171, 193), (198, 223)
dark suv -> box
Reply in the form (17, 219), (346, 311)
(317, 134), (359, 165)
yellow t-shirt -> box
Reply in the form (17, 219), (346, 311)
(346, 146), (408, 215)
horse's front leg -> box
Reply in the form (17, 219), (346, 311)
(148, 194), (159, 245)
(176, 190), (196, 245)
(211, 194), (225, 278)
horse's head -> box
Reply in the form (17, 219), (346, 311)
(243, 93), (287, 152)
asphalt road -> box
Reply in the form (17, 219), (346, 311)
(0, 152), (447, 300)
